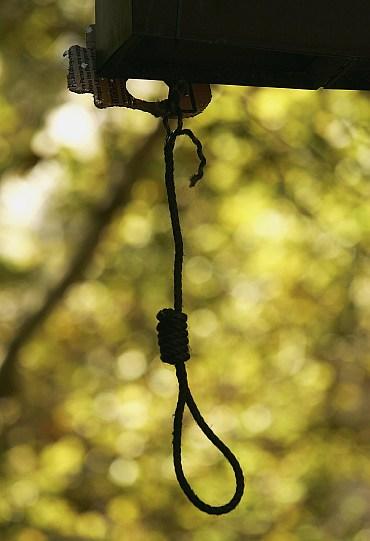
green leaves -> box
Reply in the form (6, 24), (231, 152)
(0, 3), (370, 539)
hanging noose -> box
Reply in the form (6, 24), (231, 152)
(66, 31), (243, 513)
(156, 90), (245, 515)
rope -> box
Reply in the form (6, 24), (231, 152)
(156, 98), (245, 515)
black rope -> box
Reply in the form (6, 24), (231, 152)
(156, 99), (245, 515)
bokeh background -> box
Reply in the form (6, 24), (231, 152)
(1, 2), (370, 541)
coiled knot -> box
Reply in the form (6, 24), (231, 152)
(156, 308), (191, 365)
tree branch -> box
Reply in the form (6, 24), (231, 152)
(0, 122), (163, 396)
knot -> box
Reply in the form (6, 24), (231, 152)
(156, 309), (191, 365)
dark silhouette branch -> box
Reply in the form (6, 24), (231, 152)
(0, 122), (163, 396)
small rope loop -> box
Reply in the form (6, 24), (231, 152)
(156, 308), (190, 365)
(174, 363), (245, 515)
(164, 122), (207, 188)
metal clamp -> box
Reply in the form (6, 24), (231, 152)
(66, 26), (212, 119)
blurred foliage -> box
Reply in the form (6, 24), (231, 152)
(1, 2), (370, 541)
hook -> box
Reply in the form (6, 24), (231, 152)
(66, 26), (212, 119)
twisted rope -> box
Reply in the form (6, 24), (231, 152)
(157, 101), (245, 515)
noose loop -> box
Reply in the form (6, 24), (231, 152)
(156, 94), (245, 515)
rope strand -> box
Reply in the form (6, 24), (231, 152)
(157, 104), (245, 515)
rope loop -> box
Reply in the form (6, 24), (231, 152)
(158, 95), (245, 515)
(163, 115), (206, 188)
(174, 362), (245, 515)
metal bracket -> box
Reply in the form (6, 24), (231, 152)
(65, 26), (212, 118)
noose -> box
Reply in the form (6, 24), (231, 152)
(66, 27), (243, 516)
(156, 90), (245, 515)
